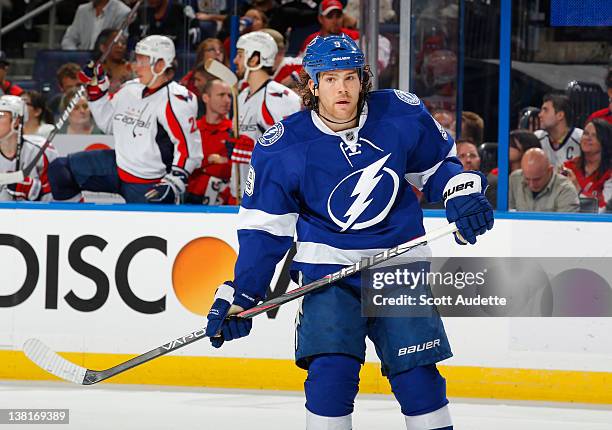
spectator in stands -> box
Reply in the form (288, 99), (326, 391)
(21, 91), (55, 138)
(562, 119), (612, 211)
(181, 38), (224, 97)
(128, 0), (188, 50)
(0, 51), (24, 96)
(61, 0), (130, 50)
(48, 63), (81, 119)
(509, 129), (541, 173)
(456, 139), (481, 172)
(586, 69), (612, 125)
(181, 62), (213, 118)
(93, 29), (133, 94)
(261, 28), (302, 89)
(536, 93), (582, 168)
(57, 88), (103, 135)
(456, 111), (484, 146)
(223, 8), (269, 59)
(186, 79), (234, 205)
(299, 0), (360, 54)
(509, 148), (579, 212)
(517, 106), (540, 132)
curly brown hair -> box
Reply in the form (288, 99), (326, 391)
(297, 65), (373, 113)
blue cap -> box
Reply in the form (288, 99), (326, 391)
(302, 34), (365, 86)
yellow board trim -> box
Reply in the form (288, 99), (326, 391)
(2, 350), (611, 404)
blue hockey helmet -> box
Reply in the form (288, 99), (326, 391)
(302, 34), (365, 87)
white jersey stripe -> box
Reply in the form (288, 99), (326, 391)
(294, 241), (432, 266)
(405, 146), (457, 190)
(238, 207), (298, 237)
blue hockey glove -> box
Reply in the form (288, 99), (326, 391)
(145, 167), (188, 204)
(205, 281), (253, 348)
(444, 171), (494, 245)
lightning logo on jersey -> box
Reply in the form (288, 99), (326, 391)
(327, 154), (400, 232)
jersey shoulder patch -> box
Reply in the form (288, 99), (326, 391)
(393, 89), (421, 106)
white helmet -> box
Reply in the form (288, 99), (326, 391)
(237, 31), (277, 70)
(0, 95), (27, 122)
(135, 35), (175, 87)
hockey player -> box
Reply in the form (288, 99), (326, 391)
(48, 35), (202, 204)
(0, 95), (57, 201)
(205, 35), (494, 429)
(232, 31), (301, 197)
(186, 78), (234, 205)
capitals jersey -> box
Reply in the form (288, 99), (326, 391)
(535, 128), (582, 169)
(89, 79), (203, 181)
(0, 135), (58, 201)
(231, 90), (463, 307)
(235, 79), (301, 196)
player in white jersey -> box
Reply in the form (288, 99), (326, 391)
(0, 95), (57, 201)
(535, 93), (582, 168)
(232, 31), (302, 196)
(48, 35), (203, 204)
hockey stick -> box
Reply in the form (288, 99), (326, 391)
(205, 58), (242, 204)
(23, 222), (457, 385)
(0, 0), (143, 187)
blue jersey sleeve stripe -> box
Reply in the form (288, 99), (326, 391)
(405, 146), (457, 191)
(238, 207), (299, 237)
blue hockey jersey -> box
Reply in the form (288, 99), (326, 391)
(230, 89), (463, 309)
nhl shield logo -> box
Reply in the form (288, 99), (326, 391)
(258, 122), (284, 146)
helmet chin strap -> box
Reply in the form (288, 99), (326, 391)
(145, 59), (167, 88)
(244, 55), (263, 82)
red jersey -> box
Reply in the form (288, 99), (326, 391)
(564, 157), (612, 208)
(187, 117), (234, 205)
(586, 108), (612, 126)
(198, 117), (232, 180)
(1, 80), (24, 96)
(300, 29), (360, 54)
(179, 70), (199, 98)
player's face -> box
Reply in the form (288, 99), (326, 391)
(580, 122), (601, 155)
(313, 69), (360, 123)
(456, 142), (481, 171)
(538, 101), (561, 130)
(205, 81), (232, 117)
(318, 10), (343, 35)
(233, 50), (246, 79)
(132, 54), (154, 84)
(0, 111), (13, 138)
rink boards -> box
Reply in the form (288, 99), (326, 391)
(1, 206), (611, 404)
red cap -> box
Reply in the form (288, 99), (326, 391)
(319, 0), (343, 16)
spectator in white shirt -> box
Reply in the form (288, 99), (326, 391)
(61, 0), (130, 50)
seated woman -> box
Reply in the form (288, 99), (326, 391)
(563, 118), (612, 211)
(21, 90), (55, 137)
(57, 87), (103, 135)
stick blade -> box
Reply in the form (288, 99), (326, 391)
(23, 339), (87, 385)
(205, 59), (238, 86)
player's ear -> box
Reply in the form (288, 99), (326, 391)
(308, 79), (317, 96)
